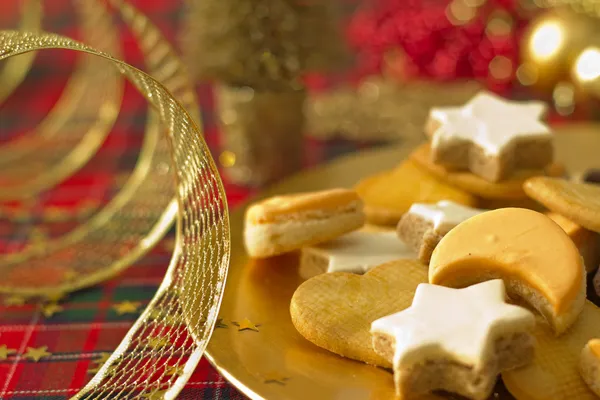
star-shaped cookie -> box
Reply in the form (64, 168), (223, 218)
(426, 91), (553, 182)
(299, 230), (417, 279)
(397, 200), (486, 264)
(371, 279), (535, 400)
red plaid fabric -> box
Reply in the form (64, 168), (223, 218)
(0, 1), (373, 398)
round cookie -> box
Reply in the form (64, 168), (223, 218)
(580, 338), (600, 397)
(429, 208), (586, 335)
(524, 177), (600, 233)
(503, 301), (600, 400)
(410, 143), (562, 200)
(354, 159), (478, 226)
(290, 259), (428, 368)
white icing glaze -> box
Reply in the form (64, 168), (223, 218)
(407, 200), (486, 232)
(306, 230), (416, 274)
(429, 91), (551, 155)
(371, 279), (534, 369)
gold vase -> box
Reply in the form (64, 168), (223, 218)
(216, 84), (305, 187)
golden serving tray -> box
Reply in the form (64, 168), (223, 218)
(206, 125), (600, 400)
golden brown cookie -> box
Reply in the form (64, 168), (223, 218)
(503, 301), (600, 400)
(354, 159), (478, 226)
(429, 208), (586, 335)
(579, 338), (600, 397)
(290, 259), (428, 368)
(524, 177), (600, 233)
(547, 212), (600, 273)
(244, 188), (365, 258)
(410, 143), (561, 200)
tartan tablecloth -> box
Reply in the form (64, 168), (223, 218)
(0, 1), (374, 398)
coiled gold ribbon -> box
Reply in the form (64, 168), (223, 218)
(0, 2), (230, 398)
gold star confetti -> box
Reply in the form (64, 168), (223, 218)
(165, 365), (184, 377)
(141, 389), (168, 399)
(0, 345), (17, 361)
(233, 318), (260, 332)
(262, 372), (290, 385)
(94, 352), (112, 364)
(147, 309), (181, 326)
(215, 318), (228, 329)
(3, 295), (26, 306)
(23, 346), (51, 362)
(45, 291), (67, 303)
(146, 336), (171, 350)
(41, 303), (64, 318)
(112, 301), (141, 315)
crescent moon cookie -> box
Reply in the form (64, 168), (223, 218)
(429, 208), (586, 335)
(371, 280), (535, 400)
(244, 188), (365, 258)
(299, 230), (416, 279)
(524, 177), (600, 233)
(502, 301), (600, 400)
(426, 91), (553, 183)
(546, 212), (600, 274)
(580, 338), (600, 397)
(397, 200), (486, 264)
(354, 159), (478, 226)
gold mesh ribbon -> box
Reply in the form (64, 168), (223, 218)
(0, 0), (122, 200)
(0, 0), (42, 103)
(0, 4), (230, 399)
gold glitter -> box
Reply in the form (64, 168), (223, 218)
(219, 151), (236, 168)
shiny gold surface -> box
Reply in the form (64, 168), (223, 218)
(206, 129), (600, 400)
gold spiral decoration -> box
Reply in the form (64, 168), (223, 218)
(0, 0), (122, 200)
(0, 2), (230, 399)
(0, 0), (42, 104)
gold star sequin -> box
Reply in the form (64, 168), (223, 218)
(141, 389), (168, 399)
(45, 291), (67, 303)
(215, 318), (227, 329)
(262, 372), (290, 385)
(41, 303), (64, 318)
(112, 301), (141, 315)
(23, 346), (51, 362)
(0, 345), (17, 360)
(94, 352), (112, 364)
(233, 318), (259, 332)
(145, 336), (171, 350)
(165, 365), (184, 377)
(4, 295), (26, 306)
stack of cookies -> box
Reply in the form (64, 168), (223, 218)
(242, 90), (600, 400)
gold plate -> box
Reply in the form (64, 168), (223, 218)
(206, 127), (600, 400)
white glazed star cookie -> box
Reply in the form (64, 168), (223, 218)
(426, 91), (553, 182)
(371, 279), (535, 400)
(299, 230), (417, 279)
(397, 200), (486, 264)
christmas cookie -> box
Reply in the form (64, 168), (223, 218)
(290, 260), (428, 368)
(244, 188), (365, 258)
(299, 230), (416, 279)
(580, 338), (600, 397)
(503, 301), (600, 400)
(371, 280), (535, 400)
(524, 177), (600, 233)
(425, 91), (553, 182)
(410, 143), (562, 200)
(397, 200), (485, 264)
(547, 212), (600, 273)
(354, 159), (478, 225)
(429, 208), (586, 335)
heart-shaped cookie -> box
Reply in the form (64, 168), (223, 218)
(290, 259), (428, 368)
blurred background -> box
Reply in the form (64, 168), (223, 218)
(0, 0), (599, 398)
